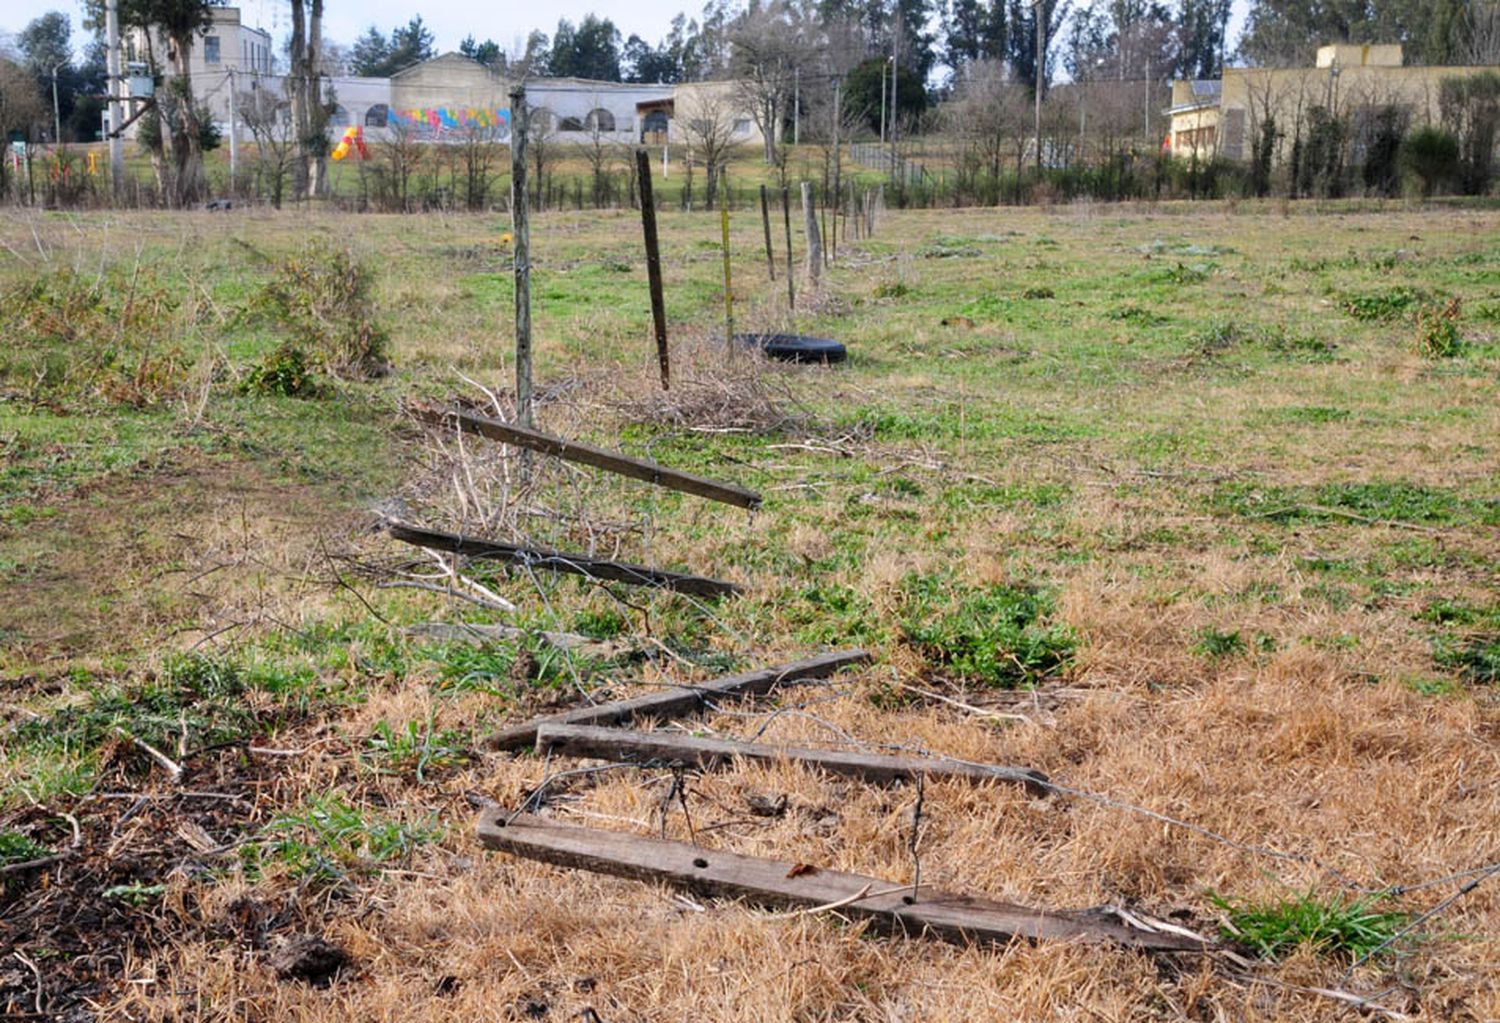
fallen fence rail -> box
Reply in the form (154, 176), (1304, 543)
(485, 649), (871, 751)
(534, 723), (1050, 795)
(412, 406), (762, 510)
(386, 521), (743, 599)
(476, 812), (1211, 953)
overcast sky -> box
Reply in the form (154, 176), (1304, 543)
(2, 0), (1251, 74)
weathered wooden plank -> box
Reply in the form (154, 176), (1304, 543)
(475, 813), (1210, 953)
(387, 521), (743, 599)
(484, 649), (871, 751)
(534, 723), (1051, 796)
(412, 406), (761, 510)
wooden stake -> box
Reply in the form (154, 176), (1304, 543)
(386, 521), (743, 599)
(781, 185), (795, 310)
(720, 180), (734, 343)
(635, 148), (670, 389)
(759, 183), (775, 281)
(534, 723), (1051, 795)
(476, 813), (1212, 953)
(801, 181), (821, 283)
(483, 649), (870, 751)
(509, 86), (533, 427)
(412, 406), (761, 509)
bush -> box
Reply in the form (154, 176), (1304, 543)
(0, 266), (188, 407)
(252, 243), (389, 379)
(242, 342), (324, 397)
(1401, 127), (1460, 196)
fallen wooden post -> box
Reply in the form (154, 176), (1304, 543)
(484, 649), (870, 751)
(412, 406), (761, 511)
(475, 813), (1210, 953)
(534, 723), (1051, 796)
(387, 521), (743, 599)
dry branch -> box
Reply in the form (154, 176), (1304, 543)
(534, 723), (1050, 795)
(485, 649), (871, 750)
(476, 812), (1210, 953)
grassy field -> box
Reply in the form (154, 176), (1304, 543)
(2, 196), (1499, 1021)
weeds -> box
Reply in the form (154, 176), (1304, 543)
(242, 342), (324, 398)
(264, 795), (440, 884)
(1211, 891), (1409, 961)
(1415, 298), (1464, 357)
(362, 718), (470, 781)
(1342, 286), (1431, 322)
(251, 243), (389, 379)
(1146, 262), (1213, 285)
(1212, 480), (1498, 527)
(898, 574), (1075, 687)
(1192, 627), (1246, 658)
(0, 266), (188, 407)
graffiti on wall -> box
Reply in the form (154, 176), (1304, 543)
(389, 107), (511, 140)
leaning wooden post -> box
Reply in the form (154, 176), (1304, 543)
(801, 181), (821, 284)
(635, 148), (670, 389)
(781, 185), (795, 310)
(759, 183), (775, 281)
(509, 86), (533, 427)
(720, 177), (735, 344)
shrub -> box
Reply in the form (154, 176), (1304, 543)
(1400, 126), (1460, 196)
(252, 243), (389, 379)
(0, 266), (188, 407)
(242, 342), (324, 397)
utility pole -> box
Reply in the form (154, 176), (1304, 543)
(831, 75), (841, 262)
(1145, 54), (1152, 144)
(51, 62), (64, 146)
(879, 58), (887, 145)
(1034, 0), (1045, 173)
(793, 69), (800, 147)
(105, 0), (125, 195)
(890, 8), (899, 177)
(227, 68), (238, 194)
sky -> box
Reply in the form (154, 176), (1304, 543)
(1, 0), (1252, 73)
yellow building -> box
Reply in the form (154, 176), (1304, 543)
(1169, 44), (1500, 164)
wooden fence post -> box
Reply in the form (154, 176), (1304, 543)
(759, 183), (775, 281)
(801, 181), (822, 284)
(509, 86), (533, 427)
(635, 148), (670, 389)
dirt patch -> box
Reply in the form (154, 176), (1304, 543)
(0, 451), (357, 673)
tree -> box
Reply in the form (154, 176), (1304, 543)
(844, 56), (926, 133)
(1176, 0), (1232, 79)
(1007, 0), (1070, 96)
(943, 0), (1007, 74)
(239, 80), (294, 206)
(350, 27), (392, 76)
(288, 0), (330, 199)
(460, 35), (505, 70)
(548, 15), (622, 80)
(349, 16), (434, 77)
(623, 33), (683, 83)
(679, 87), (738, 208)
(17, 13), (73, 141)
(135, 0), (222, 204)
(730, 0), (816, 164)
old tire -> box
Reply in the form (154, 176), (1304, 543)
(734, 333), (847, 364)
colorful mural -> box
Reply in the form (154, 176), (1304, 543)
(389, 107), (511, 139)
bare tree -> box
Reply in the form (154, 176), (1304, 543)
(239, 82), (295, 207)
(944, 60), (1031, 203)
(730, 0), (815, 165)
(678, 87), (738, 209)
(526, 107), (558, 210)
(1469, 1), (1500, 64)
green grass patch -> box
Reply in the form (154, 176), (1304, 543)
(1212, 480), (1499, 527)
(1341, 286), (1432, 322)
(262, 794), (440, 884)
(1212, 891), (1409, 961)
(898, 573), (1075, 687)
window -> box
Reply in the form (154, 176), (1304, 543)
(733, 118), (751, 134)
(365, 104), (389, 128)
(328, 105), (350, 128)
(204, 35), (220, 64)
(584, 107), (616, 132)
